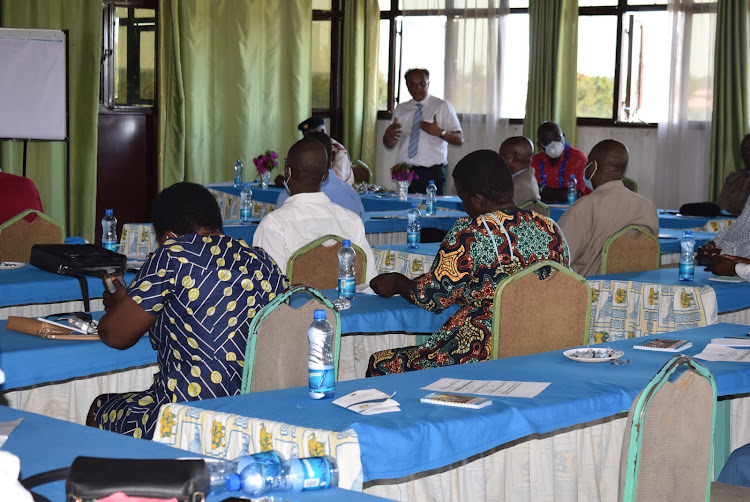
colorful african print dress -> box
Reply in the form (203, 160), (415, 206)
(367, 209), (569, 376)
(93, 234), (288, 439)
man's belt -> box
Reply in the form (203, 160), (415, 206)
(408, 163), (446, 170)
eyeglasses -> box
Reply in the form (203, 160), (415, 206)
(407, 80), (429, 89)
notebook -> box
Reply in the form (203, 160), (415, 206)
(633, 338), (693, 352)
(420, 392), (492, 409)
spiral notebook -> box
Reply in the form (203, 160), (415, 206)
(633, 339), (693, 352)
(420, 392), (492, 409)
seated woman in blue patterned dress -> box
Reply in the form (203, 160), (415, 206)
(87, 182), (288, 439)
(367, 150), (570, 377)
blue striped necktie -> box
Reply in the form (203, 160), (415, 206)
(408, 103), (423, 159)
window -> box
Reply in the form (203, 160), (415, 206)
(312, 1), (343, 138)
(101, 1), (156, 108)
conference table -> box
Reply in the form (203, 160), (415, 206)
(0, 291), (456, 423)
(548, 204), (737, 230)
(0, 406), (388, 502)
(152, 323), (750, 502)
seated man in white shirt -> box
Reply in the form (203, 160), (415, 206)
(253, 137), (377, 281)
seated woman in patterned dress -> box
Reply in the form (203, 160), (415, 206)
(367, 150), (570, 377)
(86, 182), (288, 439)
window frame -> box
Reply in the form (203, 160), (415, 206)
(312, 0), (344, 140)
(100, 0), (157, 111)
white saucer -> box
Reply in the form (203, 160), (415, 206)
(0, 261), (25, 270)
(563, 347), (624, 363)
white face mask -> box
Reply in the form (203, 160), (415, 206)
(584, 161), (597, 191)
(544, 140), (565, 159)
(283, 168), (292, 195)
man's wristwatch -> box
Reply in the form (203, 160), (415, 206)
(440, 129), (447, 138)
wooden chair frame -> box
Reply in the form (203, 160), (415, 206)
(352, 159), (373, 184)
(0, 209), (64, 262)
(518, 200), (550, 217)
(240, 285), (342, 394)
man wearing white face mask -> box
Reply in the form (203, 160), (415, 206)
(531, 121), (590, 203)
(558, 139), (658, 278)
(254, 137), (376, 280)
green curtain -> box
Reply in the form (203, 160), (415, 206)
(158, 0), (312, 189)
(342, 0), (379, 178)
(709, 0), (749, 201)
(522, 0), (578, 147)
(0, 0), (102, 240)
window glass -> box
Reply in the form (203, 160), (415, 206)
(577, 15), (617, 118)
(686, 12), (716, 121)
(379, 0), (392, 10)
(628, 0), (667, 5)
(453, 0), (490, 7)
(312, 0), (332, 10)
(377, 19), (390, 110)
(312, 20), (332, 109)
(618, 11), (669, 123)
(500, 13), (528, 118)
(579, 0), (617, 6)
(112, 6), (155, 107)
(397, 16), (446, 104)
(508, 1), (528, 7)
(402, 0), (446, 11)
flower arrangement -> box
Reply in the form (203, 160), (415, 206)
(252, 150), (278, 174)
(390, 162), (418, 182)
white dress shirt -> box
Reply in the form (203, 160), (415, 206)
(252, 192), (377, 281)
(391, 94), (461, 166)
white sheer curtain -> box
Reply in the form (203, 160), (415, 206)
(401, 0), (510, 194)
(654, 0), (716, 209)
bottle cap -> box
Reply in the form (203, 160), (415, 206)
(226, 473), (240, 492)
(314, 309), (327, 320)
(243, 183), (251, 189)
(411, 202), (418, 208)
(569, 174), (575, 180)
(342, 239), (351, 247)
(429, 180), (435, 185)
(684, 230), (693, 237)
(105, 209), (113, 216)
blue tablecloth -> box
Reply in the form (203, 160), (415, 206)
(0, 406), (387, 502)
(589, 268), (750, 314)
(180, 323), (750, 481)
(0, 265), (136, 309)
(0, 291), (454, 390)
(657, 228), (714, 253)
(208, 182), (283, 205)
(365, 210), (465, 233)
(548, 205), (736, 230)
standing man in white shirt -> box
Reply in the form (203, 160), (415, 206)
(382, 68), (463, 194)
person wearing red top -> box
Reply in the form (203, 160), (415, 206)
(0, 172), (43, 225)
(531, 121), (590, 203)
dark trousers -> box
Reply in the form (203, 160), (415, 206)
(407, 164), (447, 194)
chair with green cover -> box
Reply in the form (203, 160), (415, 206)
(491, 260), (591, 359)
(241, 285), (341, 394)
(600, 225), (660, 274)
(352, 160), (372, 184)
(286, 235), (366, 289)
(620, 355), (750, 501)
(622, 176), (638, 193)
(518, 200), (550, 217)
(0, 209), (64, 262)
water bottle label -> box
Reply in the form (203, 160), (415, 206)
(240, 208), (252, 222)
(426, 202), (434, 215)
(337, 277), (355, 298)
(103, 242), (118, 252)
(309, 366), (334, 395)
(567, 194), (576, 204)
(407, 231), (420, 248)
(234, 175), (242, 187)
(299, 458), (334, 490)
(679, 262), (694, 279)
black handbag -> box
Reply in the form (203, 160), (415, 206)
(20, 456), (209, 502)
(29, 244), (127, 311)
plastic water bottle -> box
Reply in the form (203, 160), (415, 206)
(425, 180), (437, 216)
(567, 174), (577, 204)
(679, 230), (696, 281)
(207, 451), (284, 495)
(240, 183), (253, 224)
(308, 310), (335, 400)
(274, 456), (339, 493)
(101, 209), (118, 252)
(407, 203), (421, 249)
(233, 160), (244, 187)
(337, 240), (356, 300)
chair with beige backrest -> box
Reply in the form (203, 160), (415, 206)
(518, 199), (550, 217)
(241, 285), (341, 394)
(620, 355), (750, 501)
(600, 224), (660, 275)
(0, 209), (64, 262)
(286, 234), (366, 289)
(491, 260), (591, 359)
(352, 160), (372, 184)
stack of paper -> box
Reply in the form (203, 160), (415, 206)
(333, 389), (400, 415)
